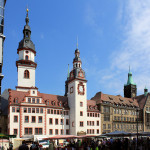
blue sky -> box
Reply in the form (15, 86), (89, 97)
(2, 0), (150, 99)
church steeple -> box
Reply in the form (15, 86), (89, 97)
(18, 9), (35, 52)
(124, 67), (137, 98)
(16, 9), (37, 91)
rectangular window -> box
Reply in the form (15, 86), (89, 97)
(80, 102), (83, 107)
(55, 119), (58, 125)
(55, 129), (58, 135)
(49, 118), (53, 124)
(54, 110), (56, 114)
(60, 119), (64, 125)
(95, 113), (97, 117)
(49, 129), (53, 135)
(25, 128), (32, 135)
(51, 109), (53, 114)
(14, 116), (18, 122)
(98, 113), (100, 117)
(14, 129), (18, 135)
(37, 98), (39, 103)
(28, 108), (31, 113)
(104, 114), (110, 121)
(80, 111), (83, 116)
(97, 129), (99, 134)
(103, 106), (110, 113)
(66, 129), (69, 135)
(80, 121), (84, 127)
(47, 109), (50, 114)
(97, 121), (99, 126)
(40, 108), (43, 113)
(57, 110), (60, 115)
(66, 119), (69, 125)
(32, 116), (36, 123)
(32, 108), (35, 113)
(16, 107), (20, 112)
(12, 107), (15, 112)
(28, 98), (31, 103)
(103, 124), (106, 129)
(87, 113), (89, 117)
(24, 108), (27, 113)
(25, 116), (29, 123)
(35, 128), (42, 135)
(108, 124), (111, 129)
(36, 108), (39, 113)
(32, 98), (35, 103)
(39, 116), (42, 123)
(60, 129), (64, 135)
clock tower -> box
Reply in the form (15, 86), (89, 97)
(66, 47), (87, 135)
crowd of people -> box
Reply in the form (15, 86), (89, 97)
(1, 137), (150, 150)
(47, 137), (150, 150)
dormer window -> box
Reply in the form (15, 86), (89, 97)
(51, 101), (54, 105)
(33, 91), (35, 94)
(14, 98), (18, 103)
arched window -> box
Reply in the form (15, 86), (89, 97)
(24, 70), (30, 78)
(25, 55), (29, 60)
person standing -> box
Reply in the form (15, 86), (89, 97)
(19, 141), (29, 150)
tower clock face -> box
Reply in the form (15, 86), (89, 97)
(78, 83), (84, 95)
(79, 86), (83, 92)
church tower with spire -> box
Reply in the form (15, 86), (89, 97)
(124, 68), (137, 98)
(67, 44), (87, 135)
(16, 9), (37, 92)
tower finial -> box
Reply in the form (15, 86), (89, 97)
(77, 36), (78, 49)
(129, 65), (130, 72)
(25, 6), (29, 25)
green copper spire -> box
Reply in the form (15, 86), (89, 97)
(67, 64), (70, 78)
(126, 67), (136, 85)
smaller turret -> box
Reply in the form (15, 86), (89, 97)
(144, 86), (148, 96)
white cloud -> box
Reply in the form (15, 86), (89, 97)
(106, 0), (150, 95)
(85, 0), (150, 97)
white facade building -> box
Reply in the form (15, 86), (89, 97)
(6, 10), (101, 138)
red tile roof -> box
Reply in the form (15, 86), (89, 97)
(9, 89), (69, 108)
(91, 92), (139, 107)
(134, 94), (147, 109)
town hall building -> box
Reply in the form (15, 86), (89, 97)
(1, 9), (150, 138)
(2, 10), (101, 138)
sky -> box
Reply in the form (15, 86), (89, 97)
(2, 0), (150, 99)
